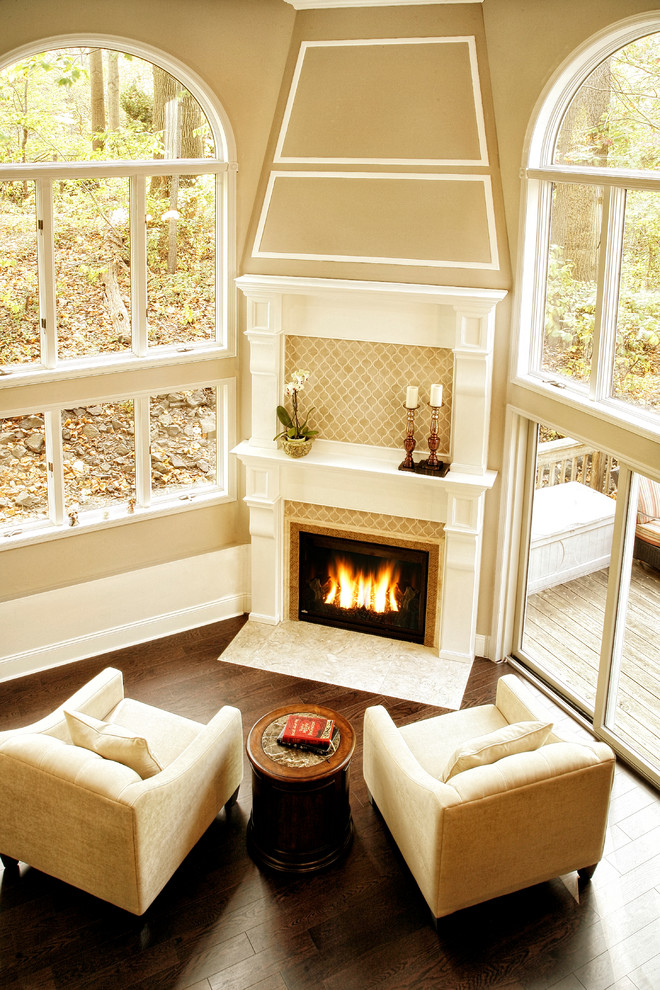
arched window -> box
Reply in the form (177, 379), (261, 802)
(0, 40), (236, 542)
(518, 17), (660, 428)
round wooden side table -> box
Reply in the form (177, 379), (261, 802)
(246, 703), (356, 873)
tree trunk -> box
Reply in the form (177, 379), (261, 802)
(21, 70), (29, 197)
(89, 48), (106, 151)
(552, 61), (611, 283)
(151, 65), (178, 196)
(102, 229), (130, 341)
(106, 51), (120, 132)
(181, 93), (203, 160)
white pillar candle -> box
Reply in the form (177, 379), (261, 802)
(430, 384), (443, 407)
(405, 386), (419, 408)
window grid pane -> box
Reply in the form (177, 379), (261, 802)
(150, 387), (217, 500)
(0, 181), (40, 368)
(0, 413), (48, 527)
(541, 182), (602, 387)
(613, 188), (660, 413)
(146, 173), (216, 349)
(61, 402), (136, 519)
(55, 177), (132, 361)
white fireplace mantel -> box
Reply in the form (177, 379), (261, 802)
(234, 274), (506, 663)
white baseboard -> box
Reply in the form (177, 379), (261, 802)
(0, 545), (250, 683)
(474, 632), (490, 660)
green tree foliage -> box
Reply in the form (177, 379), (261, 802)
(0, 47), (216, 368)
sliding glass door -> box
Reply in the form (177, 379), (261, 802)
(516, 423), (660, 785)
(597, 474), (660, 774)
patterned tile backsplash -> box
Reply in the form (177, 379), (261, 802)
(284, 336), (453, 451)
(284, 500), (445, 544)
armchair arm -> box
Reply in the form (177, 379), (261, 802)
(363, 706), (460, 913)
(495, 673), (553, 725)
(118, 704), (243, 914)
(0, 667), (125, 744)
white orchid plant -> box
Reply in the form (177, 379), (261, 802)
(274, 369), (319, 442)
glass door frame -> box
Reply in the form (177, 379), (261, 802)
(510, 416), (660, 790)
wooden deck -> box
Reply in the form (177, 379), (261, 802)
(523, 560), (660, 770)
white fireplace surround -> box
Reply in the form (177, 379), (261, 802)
(234, 274), (506, 663)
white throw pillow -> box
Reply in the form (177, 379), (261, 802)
(441, 720), (553, 782)
(64, 709), (163, 779)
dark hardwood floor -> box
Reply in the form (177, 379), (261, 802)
(1, 615), (659, 990)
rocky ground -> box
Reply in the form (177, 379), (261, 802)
(0, 387), (217, 527)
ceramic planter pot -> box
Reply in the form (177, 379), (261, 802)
(281, 437), (314, 458)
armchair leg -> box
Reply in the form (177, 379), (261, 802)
(577, 864), (598, 882)
(225, 786), (240, 809)
(1, 854), (19, 870)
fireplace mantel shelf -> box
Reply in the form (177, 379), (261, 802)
(233, 439), (496, 492)
(233, 439), (496, 528)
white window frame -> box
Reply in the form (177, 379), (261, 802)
(513, 13), (660, 445)
(1, 377), (236, 548)
(0, 35), (238, 546)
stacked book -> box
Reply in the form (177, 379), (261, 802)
(277, 714), (335, 753)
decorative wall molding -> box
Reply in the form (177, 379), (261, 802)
(252, 172), (499, 270)
(275, 37), (487, 166)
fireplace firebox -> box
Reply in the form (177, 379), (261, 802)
(298, 531), (428, 643)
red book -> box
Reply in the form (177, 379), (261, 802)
(278, 714), (335, 748)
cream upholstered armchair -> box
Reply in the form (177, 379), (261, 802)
(0, 667), (243, 915)
(363, 674), (615, 922)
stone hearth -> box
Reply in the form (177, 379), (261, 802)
(219, 619), (472, 710)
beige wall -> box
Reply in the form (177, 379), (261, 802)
(1, 0), (657, 652)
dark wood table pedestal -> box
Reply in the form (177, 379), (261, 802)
(246, 705), (356, 873)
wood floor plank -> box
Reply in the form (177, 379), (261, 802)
(1, 616), (659, 990)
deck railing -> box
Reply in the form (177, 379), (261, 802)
(536, 438), (619, 495)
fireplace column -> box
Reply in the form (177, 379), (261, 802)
(242, 286), (284, 450)
(450, 302), (497, 475)
(241, 284), (285, 622)
(440, 482), (486, 662)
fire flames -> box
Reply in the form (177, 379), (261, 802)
(323, 557), (400, 614)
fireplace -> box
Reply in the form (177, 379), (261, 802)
(298, 531), (428, 644)
(235, 273), (506, 663)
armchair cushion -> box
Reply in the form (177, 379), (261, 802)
(441, 719), (553, 781)
(64, 709), (163, 779)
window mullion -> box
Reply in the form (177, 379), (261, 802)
(134, 395), (151, 507)
(35, 180), (57, 370)
(44, 410), (65, 526)
(216, 172), (225, 348)
(131, 175), (148, 357)
(591, 186), (626, 401)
